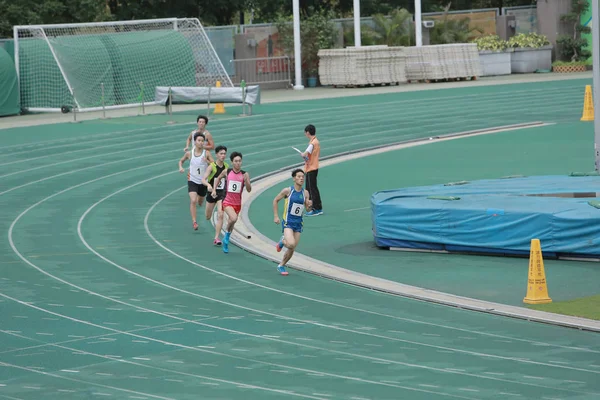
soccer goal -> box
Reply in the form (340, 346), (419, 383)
(13, 18), (233, 113)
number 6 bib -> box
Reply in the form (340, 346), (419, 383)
(291, 202), (304, 216)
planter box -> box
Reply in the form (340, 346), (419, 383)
(478, 50), (512, 76)
(510, 45), (553, 73)
(553, 64), (587, 73)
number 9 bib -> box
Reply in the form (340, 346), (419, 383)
(228, 180), (242, 193)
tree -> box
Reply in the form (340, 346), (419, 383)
(429, 3), (483, 44)
(556, 0), (591, 62)
(0, 0), (112, 38)
(363, 8), (414, 46)
(275, 7), (337, 77)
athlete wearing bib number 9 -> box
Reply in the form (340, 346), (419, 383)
(272, 169), (312, 276)
(211, 151), (251, 254)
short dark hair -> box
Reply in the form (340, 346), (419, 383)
(230, 151), (242, 161)
(193, 132), (205, 142)
(291, 168), (304, 178)
(305, 124), (316, 136)
(215, 145), (227, 154)
(197, 115), (209, 124)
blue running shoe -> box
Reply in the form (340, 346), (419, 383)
(276, 235), (284, 252)
(222, 241), (229, 253)
(277, 265), (288, 276)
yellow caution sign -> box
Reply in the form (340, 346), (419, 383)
(214, 80), (225, 114)
(523, 239), (552, 304)
(581, 84), (594, 121)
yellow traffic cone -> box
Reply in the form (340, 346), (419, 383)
(523, 239), (552, 304)
(214, 80), (225, 114)
(581, 85), (594, 121)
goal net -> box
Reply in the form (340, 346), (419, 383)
(13, 18), (233, 113)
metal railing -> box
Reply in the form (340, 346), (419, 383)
(229, 56), (292, 88)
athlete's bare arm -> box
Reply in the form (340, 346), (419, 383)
(201, 165), (213, 189)
(178, 152), (190, 173)
(203, 131), (215, 150)
(304, 189), (313, 211)
(273, 187), (291, 224)
(205, 150), (214, 164)
(244, 172), (252, 193)
(184, 131), (194, 151)
(211, 169), (227, 197)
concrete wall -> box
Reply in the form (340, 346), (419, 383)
(536, 0), (573, 60)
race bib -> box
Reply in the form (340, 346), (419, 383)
(191, 167), (202, 179)
(290, 202), (304, 216)
(228, 180), (242, 193)
(216, 179), (225, 190)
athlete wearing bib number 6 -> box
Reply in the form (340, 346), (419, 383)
(211, 151), (251, 253)
(178, 132), (213, 231)
(272, 169), (312, 276)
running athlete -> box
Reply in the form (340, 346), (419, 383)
(184, 115), (215, 152)
(211, 152), (251, 253)
(178, 132), (213, 230)
(202, 145), (229, 246)
(272, 169), (312, 276)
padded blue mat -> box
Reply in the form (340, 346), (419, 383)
(371, 175), (600, 259)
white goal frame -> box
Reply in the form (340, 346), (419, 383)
(13, 18), (233, 113)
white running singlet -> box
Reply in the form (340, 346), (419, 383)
(189, 148), (208, 184)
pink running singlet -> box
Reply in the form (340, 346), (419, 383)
(223, 168), (245, 213)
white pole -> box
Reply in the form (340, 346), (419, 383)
(13, 27), (20, 102)
(593, 0), (600, 171)
(353, 0), (361, 47)
(415, 0), (423, 47)
(292, 0), (304, 90)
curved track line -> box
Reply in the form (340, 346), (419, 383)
(0, 82), (581, 157)
(0, 89), (578, 169)
(0, 333), (328, 400)
(1, 292), (593, 399)
(5, 162), (594, 395)
(235, 124), (600, 335)
(0, 296), (479, 400)
(152, 163), (600, 354)
(0, 361), (174, 400)
(0, 151), (175, 197)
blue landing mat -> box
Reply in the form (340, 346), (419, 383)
(370, 175), (600, 259)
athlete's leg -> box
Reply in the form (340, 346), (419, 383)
(188, 192), (199, 230)
(222, 205), (238, 253)
(277, 228), (300, 275)
(214, 200), (225, 243)
(205, 200), (216, 221)
(197, 185), (207, 207)
(224, 206), (238, 233)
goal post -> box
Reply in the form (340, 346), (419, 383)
(13, 18), (233, 113)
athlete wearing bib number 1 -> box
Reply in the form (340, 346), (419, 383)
(272, 169), (312, 276)
(211, 151), (251, 254)
(179, 132), (213, 231)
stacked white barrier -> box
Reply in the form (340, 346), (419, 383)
(318, 43), (481, 86)
(405, 43), (482, 81)
(318, 45), (407, 86)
